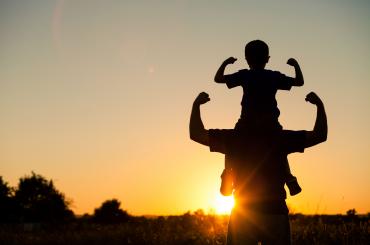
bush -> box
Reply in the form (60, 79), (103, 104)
(93, 199), (130, 223)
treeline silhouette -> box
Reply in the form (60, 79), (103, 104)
(0, 172), (129, 224)
(0, 173), (369, 244)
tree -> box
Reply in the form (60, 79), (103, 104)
(346, 209), (357, 217)
(0, 177), (18, 222)
(93, 199), (130, 223)
(14, 172), (74, 222)
(0, 177), (11, 198)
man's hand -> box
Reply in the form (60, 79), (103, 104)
(194, 92), (210, 105)
(305, 92), (323, 106)
(223, 57), (237, 65)
(287, 58), (299, 67)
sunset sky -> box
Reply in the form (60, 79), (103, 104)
(1, 0), (369, 215)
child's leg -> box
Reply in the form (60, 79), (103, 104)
(220, 155), (234, 196)
(272, 120), (301, 196)
(284, 157), (302, 196)
(220, 119), (248, 197)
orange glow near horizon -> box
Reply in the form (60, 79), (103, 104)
(0, 1), (369, 216)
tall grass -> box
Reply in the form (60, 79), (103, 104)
(0, 213), (368, 245)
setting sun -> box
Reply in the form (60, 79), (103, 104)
(214, 194), (235, 214)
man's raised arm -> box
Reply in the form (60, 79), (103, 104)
(189, 92), (210, 146)
(304, 92), (328, 148)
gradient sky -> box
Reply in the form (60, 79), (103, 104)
(1, 0), (369, 215)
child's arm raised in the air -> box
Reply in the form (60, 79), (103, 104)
(214, 57), (237, 83)
(287, 58), (304, 86)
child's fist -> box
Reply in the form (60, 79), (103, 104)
(287, 58), (299, 67)
(224, 57), (237, 65)
(305, 92), (322, 105)
(194, 92), (210, 105)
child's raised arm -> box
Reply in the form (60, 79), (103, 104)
(214, 57), (237, 83)
(287, 58), (304, 86)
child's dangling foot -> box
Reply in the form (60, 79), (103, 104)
(220, 168), (234, 196)
(286, 176), (302, 196)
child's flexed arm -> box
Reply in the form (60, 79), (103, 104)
(214, 57), (237, 83)
(287, 58), (304, 86)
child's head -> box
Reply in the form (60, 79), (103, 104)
(245, 40), (270, 69)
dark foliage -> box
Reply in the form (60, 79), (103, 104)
(0, 213), (368, 245)
(93, 199), (130, 223)
(0, 177), (19, 223)
(1, 173), (369, 244)
(14, 172), (74, 223)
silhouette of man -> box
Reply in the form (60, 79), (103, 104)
(189, 91), (327, 245)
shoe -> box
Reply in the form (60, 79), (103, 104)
(287, 179), (302, 196)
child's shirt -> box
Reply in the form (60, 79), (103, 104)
(224, 69), (294, 121)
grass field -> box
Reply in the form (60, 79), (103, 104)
(0, 213), (369, 245)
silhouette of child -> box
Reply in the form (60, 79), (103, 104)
(214, 40), (304, 197)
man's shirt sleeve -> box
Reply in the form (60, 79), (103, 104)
(224, 70), (247, 89)
(208, 129), (232, 154)
(281, 130), (307, 154)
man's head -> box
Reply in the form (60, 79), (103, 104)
(245, 40), (270, 69)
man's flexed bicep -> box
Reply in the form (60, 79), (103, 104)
(189, 92), (211, 146)
(304, 92), (328, 148)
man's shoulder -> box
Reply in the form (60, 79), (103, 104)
(208, 129), (235, 154)
(208, 129), (235, 137)
(280, 129), (307, 135)
(278, 130), (308, 153)
(278, 129), (307, 140)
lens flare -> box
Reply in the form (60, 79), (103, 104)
(214, 193), (235, 214)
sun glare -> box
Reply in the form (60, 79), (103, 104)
(214, 194), (235, 214)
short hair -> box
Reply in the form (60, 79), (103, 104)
(245, 40), (269, 66)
